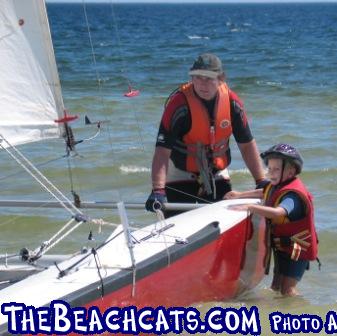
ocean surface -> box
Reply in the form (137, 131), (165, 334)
(1, 2), (336, 335)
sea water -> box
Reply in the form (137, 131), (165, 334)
(0, 3), (336, 335)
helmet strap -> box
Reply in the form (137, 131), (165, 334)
(277, 160), (296, 187)
(275, 159), (286, 186)
(277, 159), (285, 185)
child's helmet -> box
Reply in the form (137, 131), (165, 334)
(260, 143), (303, 174)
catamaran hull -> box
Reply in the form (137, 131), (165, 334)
(80, 217), (266, 309)
(0, 201), (266, 335)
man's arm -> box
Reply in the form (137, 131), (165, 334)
(151, 146), (172, 190)
(237, 139), (266, 183)
(229, 91), (266, 185)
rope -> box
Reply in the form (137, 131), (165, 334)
(165, 184), (214, 204)
(155, 209), (171, 265)
(23, 219), (85, 262)
(41, 219), (84, 256)
(57, 228), (125, 278)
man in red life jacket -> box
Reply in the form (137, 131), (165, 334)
(145, 53), (267, 216)
(225, 143), (318, 296)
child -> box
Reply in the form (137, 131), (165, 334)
(225, 143), (318, 296)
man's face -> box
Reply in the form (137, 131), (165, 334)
(191, 75), (220, 100)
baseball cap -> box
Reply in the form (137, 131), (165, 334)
(189, 53), (224, 79)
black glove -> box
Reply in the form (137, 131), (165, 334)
(145, 188), (167, 212)
(255, 179), (270, 190)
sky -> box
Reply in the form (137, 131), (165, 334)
(47, 0), (337, 3)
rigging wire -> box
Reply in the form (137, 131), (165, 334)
(107, 3), (209, 203)
(80, 2), (206, 232)
(108, 2), (139, 96)
(49, 1), (119, 242)
(81, 1), (137, 217)
(91, 247), (105, 297)
(0, 137), (109, 260)
(0, 137), (80, 217)
(0, 155), (64, 182)
(1, 2), (205, 265)
(81, 0), (125, 220)
(165, 185), (213, 204)
(82, 0), (114, 151)
(108, 1), (145, 152)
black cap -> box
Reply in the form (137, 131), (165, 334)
(189, 53), (224, 79)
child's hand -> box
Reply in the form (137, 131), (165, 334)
(223, 191), (241, 199)
(227, 204), (250, 212)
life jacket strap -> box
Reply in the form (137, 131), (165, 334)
(195, 142), (214, 198)
(264, 220), (273, 275)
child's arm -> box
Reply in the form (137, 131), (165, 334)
(230, 203), (287, 219)
(224, 188), (263, 199)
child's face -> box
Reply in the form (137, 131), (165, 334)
(267, 158), (295, 185)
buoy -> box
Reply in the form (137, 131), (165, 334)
(124, 86), (140, 97)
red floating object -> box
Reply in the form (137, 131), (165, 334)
(124, 86), (140, 97)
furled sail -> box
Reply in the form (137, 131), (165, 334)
(0, 0), (64, 147)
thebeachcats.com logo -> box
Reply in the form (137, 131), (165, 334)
(1, 301), (337, 335)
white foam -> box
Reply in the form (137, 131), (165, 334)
(187, 35), (209, 40)
(119, 165), (150, 174)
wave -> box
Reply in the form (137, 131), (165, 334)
(187, 35), (209, 40)
(256, 80), (282, 87)
(119, 165), (150, 174)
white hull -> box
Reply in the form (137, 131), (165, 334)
(0, 199), (267, 334)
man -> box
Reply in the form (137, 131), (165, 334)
(225, 144), (319, 296)
(146, 53), (266, 216)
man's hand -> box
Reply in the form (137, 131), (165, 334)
(145, 188), (167, 212)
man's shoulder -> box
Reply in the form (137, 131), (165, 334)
(166, 90), (187, 108)
(162, 91), (189, 130)
(228, 89), (249, 129)
(229, 89), (244, 110)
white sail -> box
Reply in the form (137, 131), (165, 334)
(0, 0), (64, 147)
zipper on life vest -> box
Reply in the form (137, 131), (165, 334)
(210, 125), (215, 150)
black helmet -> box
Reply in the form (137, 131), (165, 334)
(260, 143), (303, 174)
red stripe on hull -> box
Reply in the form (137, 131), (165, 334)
(31, 217), (265, 336)
(88, 216), (266, 310)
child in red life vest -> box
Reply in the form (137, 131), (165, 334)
(225, 143), (318, 297)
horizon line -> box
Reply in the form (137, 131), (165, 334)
(46, 0), (337, 3)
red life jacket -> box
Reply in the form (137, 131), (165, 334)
(264, 178), (318, 261)
(179, 82), (232, 173)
